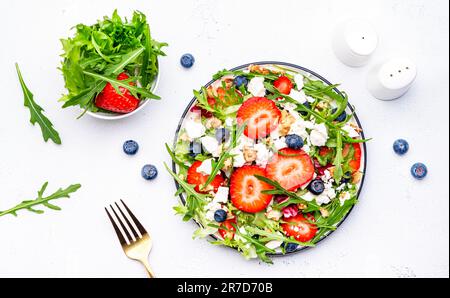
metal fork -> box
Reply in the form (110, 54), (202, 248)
(105, 200), (155, 278)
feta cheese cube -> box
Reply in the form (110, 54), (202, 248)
(185, 120), (206, 139)
(248, 77), (266, 97)
(201, 136), (221, 157)
(196, 159), (213, 175)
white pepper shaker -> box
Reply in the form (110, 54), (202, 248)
(332, 19), (379, 67)
(367, 57), (417, 100)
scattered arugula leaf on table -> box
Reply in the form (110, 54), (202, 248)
(0, 182), (81, 218)
(15, 63), (62, 145)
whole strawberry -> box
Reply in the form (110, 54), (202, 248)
(95, 73), (140, 113)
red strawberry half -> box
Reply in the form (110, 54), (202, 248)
(218, 217), (237, 240)
(281, 213), (318, 243)
(237, 97), (281, 139)
(230, 166), (274, 213)
(265, 148), (315, 191)
(274, 76), (293, 95)
(95, 72), (140, 114)
(187, 161), (225, 194)
(343, 143), (362, 173)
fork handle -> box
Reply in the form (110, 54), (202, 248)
(141, 259), (155, 278)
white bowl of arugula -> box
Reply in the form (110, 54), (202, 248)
(59, 10), (167, 120)
(166, 62), (369, 263)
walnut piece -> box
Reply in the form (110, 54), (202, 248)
(243, 146), (257, 163)
(278, 110), (296, 136)
(205, 117), (222, 129)
(206, 86), (217, 98)
(222, 158), (233, 172)
(249, 64), (270, 75)
(320, 208), (330, 218)
(352, 171), (363, 184)
(298, 203), (308, 210)
(349, 123), (363, 133)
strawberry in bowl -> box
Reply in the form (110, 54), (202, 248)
(166, 62), (368, 263)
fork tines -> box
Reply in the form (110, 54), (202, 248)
(105, 200), (147, 246)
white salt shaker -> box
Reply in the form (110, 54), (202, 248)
(367, 57), (417, 100)
(332, 19), (378, 67)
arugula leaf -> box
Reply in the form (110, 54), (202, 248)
(164, 162), (209, 222)
(83, 71), (160, 100)
(0, 182), (81, 218)
(255, 175), (321, 212)
(165, 143), (189, 170)
(246, 226), (314, 247)
(15, 63), (62, 145)
(312, 195), (358, 243)
(333, 132), (344, 183)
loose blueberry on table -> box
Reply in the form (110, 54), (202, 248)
(142, 165), (158, 180)
(393, 139), (409, 155)
(180, 54), (195, 68)
(411, 163), (428, 180)
(123, 140), (139, 155)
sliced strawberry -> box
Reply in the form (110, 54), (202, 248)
(281, 213), (318, 242)
(218, 218), (237, 240)
(237, 97), (281, 139)
(265, 148), (314, 191)
(274, 76), (293, 95)
(95, 72), (140, 114)
(187, 161), (225, 194)
(319, 146), (333, 157)
(343, 143), (362, 173)
(230, 166), (274, 213)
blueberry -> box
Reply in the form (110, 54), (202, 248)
(123, 140), (139, 155)
(342, 171), (353, 184)
(393, 139), (409, 155)
(283, 243), (299, 253)
(332, 108), (347, 122)
(234, 76), (248, 88)
(180, 53), (195, 68)
(141, 165), (158, 180)
(215, 128), (230, 143)
(411, 163), (428, 180)
(299, 102), (311, 116)
(285, 134), (304, 150)
(189, 141), (203, 158)
(214, 209), (228, 223)
(308, 179), (325, 195)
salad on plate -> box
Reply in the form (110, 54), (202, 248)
(166, 63), (368, 263)
(59, 10), (167, 118)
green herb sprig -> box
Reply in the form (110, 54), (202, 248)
(15, 63), (62, 145)
(0, 182), (81, 218)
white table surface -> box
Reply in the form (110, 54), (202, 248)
(0, 0), (448, 278)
